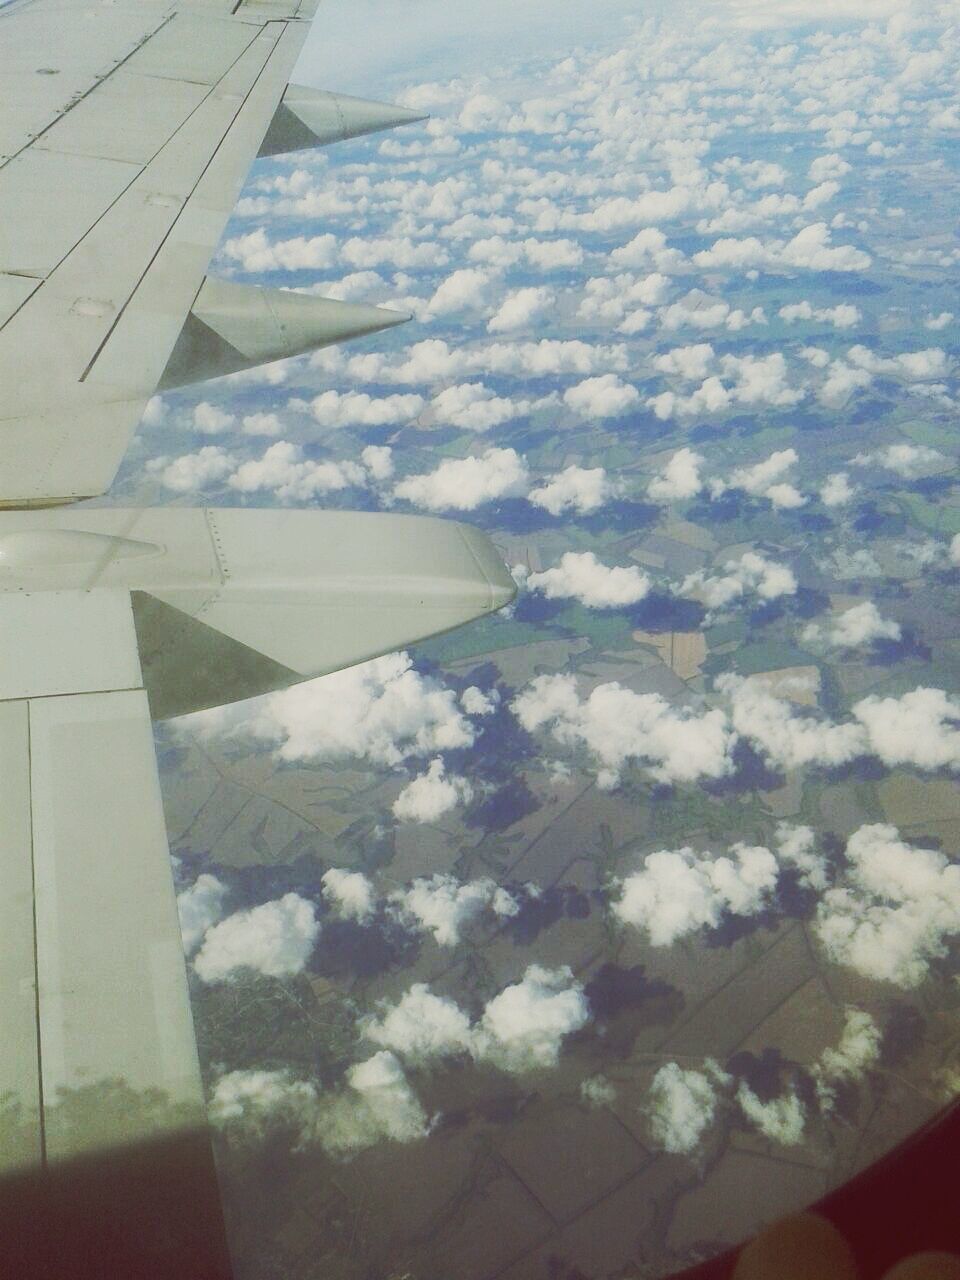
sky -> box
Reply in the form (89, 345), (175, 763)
(294, 0), (647, 95)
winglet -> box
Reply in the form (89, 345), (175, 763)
(258, 86), (428, 157)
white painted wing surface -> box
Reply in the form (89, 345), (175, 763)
(0, 0), (320, 505)
(0, 589), (234, 1275)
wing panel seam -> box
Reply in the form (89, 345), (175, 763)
(0, 12), (178, 170)
(77, 23), (286, 384)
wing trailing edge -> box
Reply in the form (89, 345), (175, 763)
(159, 277), (410, 390)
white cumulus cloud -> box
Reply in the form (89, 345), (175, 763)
(321, 868), (376, 923)
(394, 447), (529, 510)
(612, 842), (778, 945)
(512, 673), (735, 789)
(563, 374), (640, 418)
(392, 758), (474, 823)
(527, 551), (652, 608)
(245, 652), (474, 766)
(528, 465), (618, 516)
(194, 893), (319, 984)
(816, 825), (960, 989)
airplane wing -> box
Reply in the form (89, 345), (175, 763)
(0, 515), (514, 1278)
(0, 0), (421, 506)
(0, 3), (514, 1276)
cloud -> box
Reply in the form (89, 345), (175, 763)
(194, 894), (319, 984)
(648, 448), (705, 502)
(646, 1061), (729, 1155)
(718, 354), (803, 409)
(141, 395), (167, 427)
(719, 674), (864, 772)
(563, 373), (640, 418)
(581, 1075), (617, 1106)
(365, 964), (588, 1074)
(527, 551), (651, 608)
(193, 402), (236, 434)
(469, 236), (584, 271)
(924, 312), (954, 331)
(737, 1083), (805, 1145)
(776, 823), (828, 891)
(612, 842), (778, 946)
(392, 758), (474, 822)
(778, 301), (861, 329)
(652, 344), (715, 381)
(342, 337), (628, 386)
(820, 472), (857, 507)
(692, 222), (871, 273)
(801, 602), (901, 652)
(219, 228), (337, 272)
(850, 442), (945, 477)
(512, 673), (735, 789)
(321, 868), (376, 923)
(364, 985), (475, 1063)
(649, 352), (801, 419)
(528, 465), (618, 515)
(847, 345), (949, 380)
(227, 442), (366, 501)
(388, 873), (518, 946)
(817, 359), (874, 408)
(307, 390), (424, 429)
(153, 446), (235, 493)
(852, 687), (960, 772)
(245, 652), (475, 766)
(340, 235), (448, 270)
(815, 825), (960, 988)
(720, 677), (960, 776)
(487, 285), (556, 332)
(808, 154), (851, 183)
(658, 291), (767, 333)
(209, 1052), (430, 1155)
(473, 964), (590, 1073)
(578, 271), (668, 328)
(812, 1008), (881, 1110)
(393, 446), (529, 510)
(719, 447), (806, 509)
(429, 382), (540, 431)
(679, 551), (797, 610)
(426, 267), (493, 316)
(177, 873), (228, 953)
(242, 411), (283, 436)
(609, 227), (687, 272)
(461, 685), (499, 716)
(361, 444), (394, 479)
